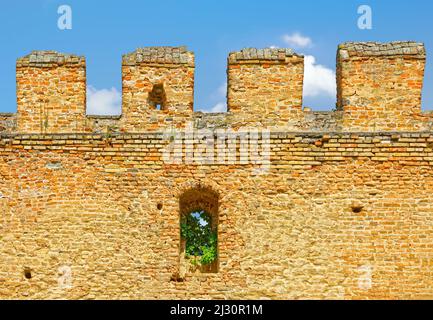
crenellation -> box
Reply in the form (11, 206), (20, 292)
(122, 46), (194, 66)
(338, 41), (426, 58)
(228, 48), (299, 63)
(121, 46), (195, 132)
(3, 42), (433, 299)
(337, 41), (427, 132)
(17, 50), (86, 67)
(6, 41), (433, 134)
(227, 47), (305, 126)
(16, 50), (87, 134)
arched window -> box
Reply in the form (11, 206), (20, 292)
(148, 83), (167, 110)
(179, 187), (219, 274)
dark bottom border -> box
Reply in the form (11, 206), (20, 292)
(1, 300), (431, 319)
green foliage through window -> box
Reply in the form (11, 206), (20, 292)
(180, 210), (217, 266)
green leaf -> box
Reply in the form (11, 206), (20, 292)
(180, 210), (218, 265)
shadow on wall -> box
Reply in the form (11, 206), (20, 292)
(421, 44), (433, 111)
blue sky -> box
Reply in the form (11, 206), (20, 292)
(0, 0), (432, 114)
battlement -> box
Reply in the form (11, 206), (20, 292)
(337, 41), (427, 131)
(17, 51), (86, 67)
(228, 48), (301, 63)
(1, 41), (431, 135)
(122, 46), (194, 66)
(227, 47), (305, 124)
(338, 41), (426, 58)
(2, 43), (433, 301)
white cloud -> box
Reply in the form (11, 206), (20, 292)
(201, 82), (227, 113)
(303, 55), (336, 98)
(282, 32), (313, 48)
(217, 83), (227, 97)
(86, 85), (121, 115)
(210, 102), (227, 113)
(210, 82), (227, 100)
(279, 32), (335, 101)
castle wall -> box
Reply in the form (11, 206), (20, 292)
(227, 48), (304, 127)
(121, 47), (195, 132)
(337, 42), (426, 131)
(16, 51), (87, 134)
(9, 42), (433, 133)
(1, 41), (433, 300)
(0, 113), (16, 134)
(1, 133), (433, 299)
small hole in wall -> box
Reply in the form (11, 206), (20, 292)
(352, 205), (363, 213)
(24, 267), (32, 279)
(148, 84), (166, 110)
(170, 272), (185, 283)
(157, 203), (163, 210)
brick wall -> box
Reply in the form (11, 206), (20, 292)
(227, 48), (305, 128)
(16, 51), (87, 133)
(1, 41), (433, 300)
(1, 133), (433, 299)
(337, 42), (426, 131)
(0, 113), (16, 134)
(121, 47), (195, 132)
